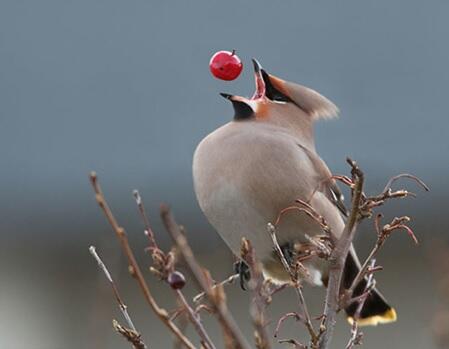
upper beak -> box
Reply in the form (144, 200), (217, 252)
(251, 58), (266, 100)
(219, 92), (250, 104)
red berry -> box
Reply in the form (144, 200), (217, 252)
(209, 50), (243, 81)
(168, 271), (186, 290)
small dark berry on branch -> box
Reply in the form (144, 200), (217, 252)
(168, 271), (186, 290)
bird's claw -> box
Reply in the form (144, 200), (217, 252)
(233, 260), (251, 290)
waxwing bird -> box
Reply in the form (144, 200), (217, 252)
(193, 59), (396, 326)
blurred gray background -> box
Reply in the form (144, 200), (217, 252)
(1, 0), (448, 348)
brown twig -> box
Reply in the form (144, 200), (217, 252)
(89, 246), (141, 336)
(346, 214), (417, 301)
(318, 158), (364, 349)
(318, 159), (427, 349)
(173, 313), (189, 349)
(90, 158), (427, 349)
(345, 323), (363, 349)
(278, 338), (307, 349)
(113, 319), (147, 349)
(133, 190), (158, 249)
(195, 304), (215, 316)
(274, 312), (303, 338)
(175, 289), (217, 349)
(132, 189), (217, 348)
(160, 205), (252, 349)
(268, 223), (318, 346)
(382, 173), (429, 193)
(193, 273), (239, 304)
(275, 204), (332, 237)
(89, 172), (196, 349)
(345, 259), (376, 349)
(241, 238), (272, 349)
(358, 173), (428, 219)
(345, 260), (376, 349)
(135, 188), (219, 348)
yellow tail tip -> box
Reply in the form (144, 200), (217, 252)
(348, 308), (397, 327)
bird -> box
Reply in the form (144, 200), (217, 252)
(192, 58), (396, 326)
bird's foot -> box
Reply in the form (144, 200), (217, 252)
(280, 242), (295, 266)
(233, 260), (251, 290)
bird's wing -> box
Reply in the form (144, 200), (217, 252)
(297, 143), (348, 217)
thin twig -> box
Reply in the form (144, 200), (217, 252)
(193, 274), (239, 304)
(89, 246), (138, 333)
(347, 247), (382, 299)
(382, 173), (429, 193)
(278, 338), (307, 349)
(275, 205), (332, 237)
(241, 238), (272, 349)
(358, 173), (428, 218)
(268, 223), (318, 346)
(274, 312), (303, 338)
(348, 210), (419, 301)
(345, 260), (376, 349)
(113, 319), (147, 349)
(89, 172), (196, 349)
(173, 313), (189, 349)
(160, 205), (252, 349)
(133, 190), (157, 249)
(345, 323), (363, 349)
(133, 190), (217, 349)
(175, 289), (217, 349)
(318, 158), (364, 349)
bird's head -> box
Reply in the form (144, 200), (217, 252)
(221, 59), (339, 124)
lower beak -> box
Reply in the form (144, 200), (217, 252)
(251, 58), (266, 100)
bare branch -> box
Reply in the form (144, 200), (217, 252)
(175, 289), (217, 349)
(89, 246), (139, 334)
(193, 273), (239, 304)
(173, 313), (189, 349)
(345, 325), (363, 349)
(160, 205), (252, 349)
(133, 190), (158, 250)
(278, 338), (307, 349)
(345, 260), (376, 349)
(346, 215), (416, 301)
(274, 312), (303, 338)
(275, 204), (332, 237)
(382, 173), (429, 194)
(89, 172), (196, 349)
(113, 319), (147, 349)
(241, 238), (272, 349)
(318, 158), (364, 349)
(90, 158), (427, 349)
(358, 173), (428, 219)
(268, 223), (318, 346)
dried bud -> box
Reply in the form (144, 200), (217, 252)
(168, 271), (186, 290)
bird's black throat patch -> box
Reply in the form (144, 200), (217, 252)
(231, 100), (254, 120)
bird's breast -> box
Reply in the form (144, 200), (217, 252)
(193, 124), (322, 261)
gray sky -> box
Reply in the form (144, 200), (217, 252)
(0, 0), (447, 245)
(1, 1), (448, 348)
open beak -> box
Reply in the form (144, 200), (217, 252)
(219, 58), (272, 117)
(251, 58), (266, 100)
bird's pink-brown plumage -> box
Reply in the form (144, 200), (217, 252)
(193, 62), (396, 325)
(193, 69), (342, 284)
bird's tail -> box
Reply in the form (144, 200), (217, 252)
(342, 252), (397, 326)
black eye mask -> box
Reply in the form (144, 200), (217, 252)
(261, 70), (291, 103)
